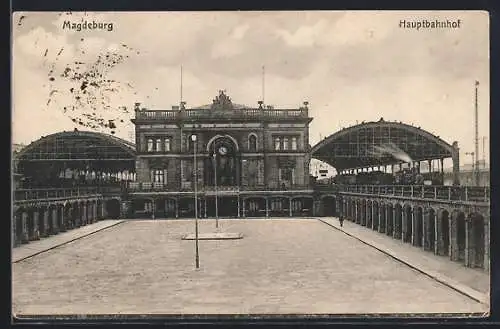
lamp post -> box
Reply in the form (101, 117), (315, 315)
(191, 134), (199, 269)
(213, 141), (219, 229)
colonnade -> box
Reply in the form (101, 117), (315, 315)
(12, 198), (120, 247)
(338, 197), (489, 271)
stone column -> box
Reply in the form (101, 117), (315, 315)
(238, 196), (241, 218)
(432, 211), (438, 254)
(42, 209), (50, 237)
(21, 212), (29, 243)
(82, 203), (87, 226)
(57, 207), (63, 232)
(289, 199), (293, 217)
(265, 198), (269, 217)
(385, 206), (391, 236)
(204, 199), (208, 218)
(242, 198), (246, 218)
(371, 205), (376, 230)
(436, 211), (443, 255)
(52, 207), (59, 234)
(423, 210), (431, 251)
(484, 216), (490, 271)
(366, 204), (370, 226)
(74, 205), (80, 227)
(449, 212), (459, 261)
(464, 219), (472, 267)
(102, 202), (107, 219)
(392, 206), (400, 239)
(31, 210), (40, 241)
(411, 209), (416, 246)
(361, 203), (366, 226)
(90, 203), (95, 223)
(87, 203), (92, 223)
(401, 208), (408, 243)
(378, 206), (385, 233)
(175, 199), (179, 219)
(12, 211), (17, 247)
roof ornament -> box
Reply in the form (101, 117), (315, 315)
(379, 117), (384, 122)
(211, 90), (233, 110)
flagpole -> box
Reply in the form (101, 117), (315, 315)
(180, 65), (183, 104)
(474, 80), (480, 186)
(262, 65), (265, 104)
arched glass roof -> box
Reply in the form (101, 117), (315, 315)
(311, 118), (458, 171)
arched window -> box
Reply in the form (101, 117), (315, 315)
(291, 137), (298, 150)
(156, 138), (162, 152)
(147, 139), (154, 152)
(275, 137), (281, 150)
(283, 137), (289, 150)
(248, 134), (257, 151)
(164, 138), (171, 152)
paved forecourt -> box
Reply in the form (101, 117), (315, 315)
(12, 218), (487, 315)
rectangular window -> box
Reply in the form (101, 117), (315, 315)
(291, 137), (297, 150)
(152, 169), (164, 183)
(283, 138), (289, 150)
(275, 138), (281, 150)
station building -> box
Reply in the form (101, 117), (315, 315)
(127, 90), (314, 218)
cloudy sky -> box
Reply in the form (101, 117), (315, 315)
(12, 11), (489, 166)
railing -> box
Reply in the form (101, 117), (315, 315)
(335, 185), (490, 203)
(135, 108), (309, 120)
(14, 187), (99, 201)
(127, 182), (312, 193)
(14, 185), (125, 201)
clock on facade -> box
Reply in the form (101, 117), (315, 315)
(218, 146), (228, 155)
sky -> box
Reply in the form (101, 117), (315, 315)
(12, 11), (489, 168)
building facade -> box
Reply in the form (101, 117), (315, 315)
(128, 90), (314, 218)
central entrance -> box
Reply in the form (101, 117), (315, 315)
(206, 196), (239, 217)
(205, 135), (240, 187)
(204, 135), (241, 218)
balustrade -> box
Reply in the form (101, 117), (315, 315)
(134, 108), (308, 121)
(314, 184), (489, 202)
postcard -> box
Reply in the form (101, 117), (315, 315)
(11, 11), (490, 319)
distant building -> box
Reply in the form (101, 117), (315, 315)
(443, 163), (490, 186)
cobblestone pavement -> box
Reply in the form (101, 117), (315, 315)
(318, 218), (490, 303)
(12, 219), (488, 315)
(12, 220), (125, 262)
